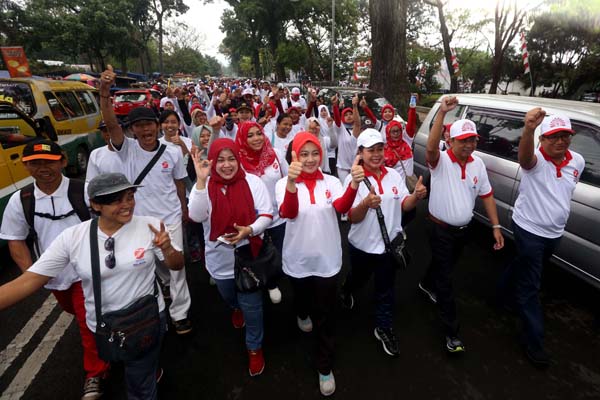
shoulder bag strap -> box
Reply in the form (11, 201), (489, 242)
(134, 144), (167, 185)
(89, 218), (103, 326)
(20, 183), (41, 258)
(361, 178), (392, 252)
(67, 179), (91, 221)
(391, 148), (409, 177)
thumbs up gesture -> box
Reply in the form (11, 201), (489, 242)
(287, 150), (303, 183)
(413, 176), (427, 199)
(363, 185), (381, 209)
(350, 154), (364, 188)
(100, 64), (116, 94)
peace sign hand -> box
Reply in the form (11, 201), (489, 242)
(149, 221), (171, 251)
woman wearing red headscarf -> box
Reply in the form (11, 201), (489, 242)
(188, 138), (273, 377)
(275, 132), (363, 396)
(236, 121), (288, 304)
(384, 119), (416, 182)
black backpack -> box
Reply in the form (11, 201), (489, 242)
(20, 179), (91, 260)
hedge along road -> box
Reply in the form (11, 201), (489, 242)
(1, 202), (600, 399)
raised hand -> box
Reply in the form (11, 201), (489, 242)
(359, 96), (367, 109)
(352, 94), (359, 107)
(524, 107), (546, 133)
(287, 150), (303, 183)
(331, 94), (339, 105)
(191, 147), (211, 184)
(413, 176), (427, 199)
(350, 155), (364, 187)
(363, 185), (381, 209)
(149, 221), (171, 251)
(439, 96), (459, 113)
(100, 65), (116, 94)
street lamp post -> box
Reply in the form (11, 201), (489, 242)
(331, 0), (335, 84)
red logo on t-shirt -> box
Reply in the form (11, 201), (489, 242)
(325, 189), (332, 199)
(134, 248), (145, 259)
(273, 162), (279, 170)
(573, 169), (579, 177)
(473, 176), (478, 185)
(392, 186), (398, 194)
(162, 161), (169, 169)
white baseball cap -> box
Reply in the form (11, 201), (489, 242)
(449, 119), (479, 140)
(291, 87), (301, 95)
(540, 114), (574, 136)
(242, 88), (254, 96)
(357, 128), (384, 148)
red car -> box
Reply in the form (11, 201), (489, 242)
(112, 89), (161, 117)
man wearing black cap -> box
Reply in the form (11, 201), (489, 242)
(0, 139), (109, 399)
(98, 66), (193, 336)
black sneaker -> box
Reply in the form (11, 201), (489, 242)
(418, 282), (437, 304)
(446, 336), (465, 353)
(82, 377), (103, 400)
(525, 346), (550, 369)
(374, 327), (400, 357)
(340, 291), (355, 310)
(173, 318), (193, 335)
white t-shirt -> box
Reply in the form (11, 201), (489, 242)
(275, 174), (344, 278)
(512, 148), (585, 239)
(428, 149), (493, 226)
(335, 124), (357, 170)
(0, 176), (88, 290)
(268, 129), (296, 154)
(344, 168), (410, 254)
(28, 216), (171, 332)
(86, 146), (124, 183)
(187, 174), (273, 280)
(111, 137), (187, 225)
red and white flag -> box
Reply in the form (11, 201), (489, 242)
(450, 48), (460, 75)
(415, 64), (427, 85)
(520, 31), (531, 75)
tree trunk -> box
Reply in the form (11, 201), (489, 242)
(369, 0), (409, 112)
(252, 49), (261, 78)
(488, 55), (503, 94)
(436, 4), (458, 93)
(158, 13), (164, 74)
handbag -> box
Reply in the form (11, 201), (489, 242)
(89, 218), (161, 362)
(392, 148), (418, 193)
(362, 178), (412, 269)
(234, 237), (282, 292)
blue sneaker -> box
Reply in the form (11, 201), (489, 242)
(319, 371), (336, 396)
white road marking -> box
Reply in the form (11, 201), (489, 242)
(0, 294), (57, 377)
(0, 311), (73, 400)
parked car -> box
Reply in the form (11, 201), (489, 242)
(112, 89), (161, 117)
(316, 87), (393, 119)
(580, 91), (600, 103)
(412, 94), (600, 289)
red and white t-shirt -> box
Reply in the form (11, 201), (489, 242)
(428, 149), (493, 226)
(275, 174), (345, 278)
(512, 148), (584, 238)
(344, 167), (410, 254)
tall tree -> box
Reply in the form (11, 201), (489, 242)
(369, 0), (409, 111)
(148, 0), (189, 74)
(488, 0), (525, 94)
(423, 0), (458, 92)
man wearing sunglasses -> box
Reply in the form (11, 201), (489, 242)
(0, 140), (109, 399)
(498, 109), (585, 368)
(422, 96), (504, 355)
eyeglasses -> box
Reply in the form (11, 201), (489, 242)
(104, 237), (115, 269)
(545, 133), (573, 143)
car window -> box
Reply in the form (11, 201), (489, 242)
(0, 126), (37, 149)
(428, 104), (465, 131)
(44, 92), (70, 121)
(54, 91), (85, 118)
(116, 93), (146, 102)
(465, 107), (525, 162)
(569, 121), (600, 187)
(75, 91), (97, 114)
(0, 81), (36, 117)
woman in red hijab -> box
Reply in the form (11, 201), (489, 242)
(236, 121), (289, 304)
(188, 138), (273, 377)
(383, 120), (416, 182)
(275, 132), (363, 396)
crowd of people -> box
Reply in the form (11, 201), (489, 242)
(0, 66), (585, 399)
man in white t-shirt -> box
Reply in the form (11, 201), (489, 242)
(99, 66), (193, 336)
(422, 96), (504, 354)
(86, 121), (124, 182)
(497, 109), (585, 368)
(0, 140), (109, 399)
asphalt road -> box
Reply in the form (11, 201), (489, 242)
(1, 202), (600, 399)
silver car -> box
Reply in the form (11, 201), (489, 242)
(412, 94), (600, 289)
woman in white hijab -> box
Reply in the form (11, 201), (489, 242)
(317, 105), (337, 175)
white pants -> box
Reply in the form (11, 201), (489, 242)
(156, 219), (192, 321)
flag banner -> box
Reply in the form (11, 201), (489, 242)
(520, 31), (531, 75)
(353, 60), (371, 81)
(450, 48), (460, 75)
(1, 47), (32, 78)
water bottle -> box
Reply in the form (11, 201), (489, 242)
(409, 94), (417, 108)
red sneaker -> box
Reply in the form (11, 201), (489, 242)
(231, 309), (245, 329)
(248, 349), (265, 376)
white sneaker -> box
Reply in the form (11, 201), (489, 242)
(297, 316), (313, 333)
(268, 287), (282, 304)
(319, 371), (336, 396)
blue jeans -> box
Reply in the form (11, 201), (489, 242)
(498, 222), (560, 351)
(213, 278), (264, 350)
(345, 244), (396, 329)
(123, 311), (167, 400)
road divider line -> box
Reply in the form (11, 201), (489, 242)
(0, 311), (73, 400)
(0, 294), (57, 377)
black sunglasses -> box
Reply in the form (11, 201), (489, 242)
(104, 237), (115, 269)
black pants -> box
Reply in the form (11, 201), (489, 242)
(344, 244), (397, 329)
(423, 219), (469, 337)
(289, 274), (338, 374)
